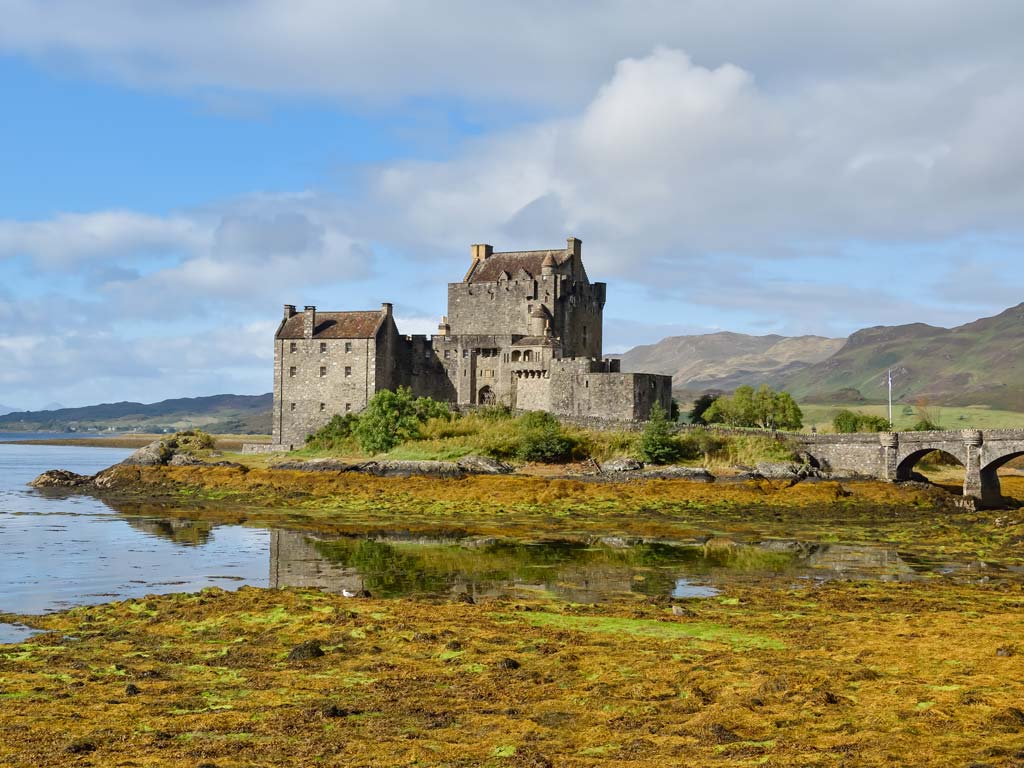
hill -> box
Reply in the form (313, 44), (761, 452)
(0, 393), (272, 434)
(777, 303), (1024, 409)
(619, 332), (844, 391)
(0, 404), (17, 416)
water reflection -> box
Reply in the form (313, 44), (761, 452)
(266, 530), (947, 602)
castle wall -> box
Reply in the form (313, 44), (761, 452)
(557, 281), (605, 359)
(274, 334), (378, 448)
(447, 277), (543, 337)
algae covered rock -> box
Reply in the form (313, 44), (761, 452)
(29, 469), (94, 488)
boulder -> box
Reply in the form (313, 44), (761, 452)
(455, 455), (514, 475)
(29, 469), (94, 488)
(168, 453), (203, 467)
(356, 460), (465, 478)
(755, 462), (801, 480)
(121, 439), (176, 467)
(271, 459), (359, 472)
(642, 466), (715, 482)
(601, 457), (644, 473)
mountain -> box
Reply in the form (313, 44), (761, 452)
(777, 303), (1024, 409)
(0, 404), (18, 416)
(0, 393), (273, 434)
(620, 332), (845, 391)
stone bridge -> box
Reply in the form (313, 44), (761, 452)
(792, 429), (1024, 506)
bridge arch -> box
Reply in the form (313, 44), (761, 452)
(896, 448), (966, 495)
(977, 449), (1024, 504)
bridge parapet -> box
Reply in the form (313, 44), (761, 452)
(797, 428), (1024, 507)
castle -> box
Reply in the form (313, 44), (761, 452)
(270, 237), (673, 448)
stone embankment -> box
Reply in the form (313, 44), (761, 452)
(27, 437), (913, 494)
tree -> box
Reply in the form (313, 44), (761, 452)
(704, 385), (802, 430)
(688, 394), (718, 425)
(638, 402), (679, 464)
(353, 387), (451, 454)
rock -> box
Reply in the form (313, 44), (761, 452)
(642, 466), (715, 482)
(168, 453), (203, 466)
(455, 455), (514, 474)
(271, 459), (358, 472)
(287, 640), (325, 661)
(121, 439), (176, 466)
(357, 460), (465, 478)
(497, 657), (520, 670)
(445, 640), (463, 651)
(455, 592), (476, 605)
(997, 645), (1017, 657)
(28, 469), (93, 488)
(755, 461), (800, 480)
(124, 683), (141, 697)
(65, 739), (97, 754)
(601, 457), (644, 472)
(703, 537), (738, 556)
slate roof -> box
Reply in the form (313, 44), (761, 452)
(276, 311), (383, 340)
(466, 249), (566, 283)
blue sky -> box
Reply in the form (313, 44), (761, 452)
(2, 1), (1024, 409)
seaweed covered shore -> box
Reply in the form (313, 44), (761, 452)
(2, 582), (1023, 767)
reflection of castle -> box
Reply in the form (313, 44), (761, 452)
(269, 530), (366, 594)
(125, 518), (213, 546)
(269, 238), (673, 447)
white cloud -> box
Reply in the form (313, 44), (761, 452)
(2, 0), (1023, 110)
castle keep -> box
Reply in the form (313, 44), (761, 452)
(271, 237), (673, 447)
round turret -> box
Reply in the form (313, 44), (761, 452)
(541, 252), (556, 276)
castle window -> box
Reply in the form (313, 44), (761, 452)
(289, 402), (296, 412)
(290, 342), (297, 353)
(319, 402), (326, 412)
(319, 366), (327, 377)
(345, 403), (352, 412)
(320, 342), (327, 353)
(511, 351), (521, 362)
(344, 366), (352, 378)
(522, 350), (532, 362)
(444, 350), (451, 360)
(288, 366), (296, 377)
(345, 342), (352, 353)
(463, 349), (470, 358)
(585, 379), (589, 388)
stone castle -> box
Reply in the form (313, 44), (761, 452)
(270, 237), (672, 448)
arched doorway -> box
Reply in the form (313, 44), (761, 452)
(478, 386), (496, 406)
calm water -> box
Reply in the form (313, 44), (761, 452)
(0, 439), (1011, 643)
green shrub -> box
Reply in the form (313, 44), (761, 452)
(688, 394), (719, 425)
(833, 409), (892, 433)
(910, 418), (942, 432)
(305, 413), (360, 450)
(353, 387), (452, 455)
(703, 385), (802, 430)
(514, 411), (577, 463)
(637, 403), (679, 464)
(174, 429), (215, 451)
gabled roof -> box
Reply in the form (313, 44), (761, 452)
(466, 249), (567, 283)
(276, 311), (384, 340)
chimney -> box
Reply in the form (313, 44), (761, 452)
(283, 304), (296, 319)
(381, 302), (393, 317)
(471, 243), (493, 261)
(303, 305), (316, 339)
(566, 236), (582, 258)
(437, 315), (450, 337)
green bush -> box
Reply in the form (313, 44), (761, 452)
(833, 409), (892, 433)
(637, 403), (679, 464)
(910, 418), (942, 432)
(514, 411), (577, 463)
(688, 394), (718, 425)
(305, 413), (360, 450)
(353, 387), (452, 455)
(174, 429), (215, 451)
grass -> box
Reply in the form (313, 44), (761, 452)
(800, 402), (1024, 432)
(1, 581), (1022, 766)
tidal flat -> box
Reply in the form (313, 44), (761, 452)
(2, 581), (1023, 766)
(5, 463), (1024, 766)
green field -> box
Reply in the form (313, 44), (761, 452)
(799, 402), (1024, 433)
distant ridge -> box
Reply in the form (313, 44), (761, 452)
(0, 393), (272, 434)
(620, 302), (1024, 410)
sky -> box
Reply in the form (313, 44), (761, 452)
(2, 0), (1024, 409)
